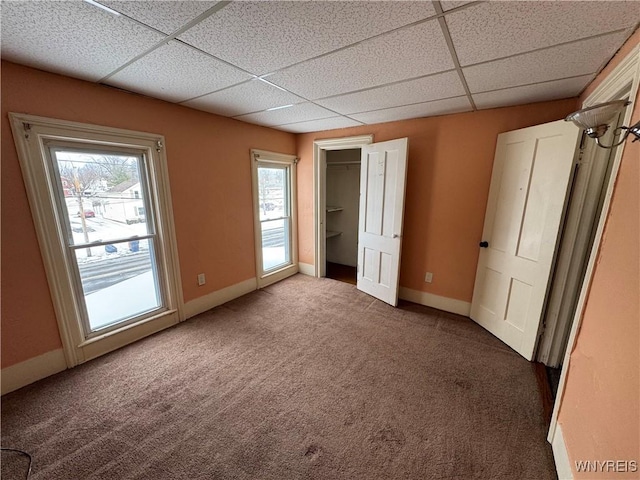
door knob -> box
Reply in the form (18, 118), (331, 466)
(479, 241), (489, 248)
(393, 234), (400, 238)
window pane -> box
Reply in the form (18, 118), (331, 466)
(75, 238), (162, 331)
(257, 166), (287, 221)
(51, 150), (151, 245)
(261, 218), (290, 271)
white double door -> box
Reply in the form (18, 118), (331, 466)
(470, 120), (581, 360)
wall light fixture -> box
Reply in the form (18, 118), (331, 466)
(565, 100), (640, 149)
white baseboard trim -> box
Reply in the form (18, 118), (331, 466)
(298, 262), (315, 276)
(1, 348), (67, 395)
(399, 287), (471, 316)
(184, 277), (257, 319)
(550, 424), (573, 480)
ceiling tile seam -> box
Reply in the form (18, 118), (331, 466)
(176, 66), (320, 107)
(257, 7), (458, 80)
(469, 73), (597, 97)
(221, 67), (461, 119)
(434, 3), (477, 110)
(333, 94), (469, 117)
(120, 0), (480, 89)
(244, 111), (338, 127)
(275, 115), (366, 129)
(576, 22), (640, 98)
(220, 67), (459, 118)
(92, 0), (175, 38)
(97, 1), (233, 83)
(312, 68), (458, 102)
(213, 80), (370, 120)
(342, 116), (366, 126)
(443, 1), (487, 13)
(258, 0), (484, 83)
(460, 27), (632, 70)
(171, 38), (258, 78)
(225, 87), (324, 118)
(177, 78), (257, 104)
(228, 100), (333, 120)
(225, 93), (365, 124)
(98, 37), (258, 100)
(303, 102), (369, 125)
(225, 99), (310, 118)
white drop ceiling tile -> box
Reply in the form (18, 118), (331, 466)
(267, 21), (454, 100)
(107, 41), (252, 103)
(182, 80), (305, 117)
(178, 1), (436, 75)
(351, 96), (472, 125)
(473, 75), (593, 110)
(235, 102), (337, 127)
(98, 1), (217, 34)
(464, 31), (630, 94)
(316, 71), (465, 114)
(441, 1), (475, 11)
(278, 117), (363, 134)
(0, 0), (165, 82)
(447, 1), (640, 66)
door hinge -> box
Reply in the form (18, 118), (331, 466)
(156, 140), (164, 152)
(23, 122), (31, 139)
(579, 130), (587, 150)
(538, 322), (546, 339)
(576, 146), (585, 166)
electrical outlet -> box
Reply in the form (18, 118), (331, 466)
(197, 273), (206, 286)
(424, 272), (433, 283)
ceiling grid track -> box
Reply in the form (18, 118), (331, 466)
(98, 1), (235, 83)
(257, 1), (482, 82)
(3, 0), (637, 132)
(433, 1), (477, 111)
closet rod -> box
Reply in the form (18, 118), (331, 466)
(327, 161), (361, 166)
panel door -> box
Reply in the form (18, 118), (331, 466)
(357, 138), (408, 306)
(470, 120), (581, 360)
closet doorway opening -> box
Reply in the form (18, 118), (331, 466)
(313, 135), (373, 282)
(325, 149), (361, 285)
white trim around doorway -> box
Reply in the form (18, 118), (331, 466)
(547, 43), (640, 446)
(313, 135), (373, 277)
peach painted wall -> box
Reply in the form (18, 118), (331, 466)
(558, 31), (640, 479)
(1, 61), (296, 368)
(297, 99), (579, 302)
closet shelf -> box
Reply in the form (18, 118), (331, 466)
(326, 230), (342, 239)
(326, 206), (344, 213)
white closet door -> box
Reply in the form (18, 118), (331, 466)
(470, 120), (580, 360)
(357, 138), (408, 306)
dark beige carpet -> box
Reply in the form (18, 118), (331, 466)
(1, 275), (557, 479)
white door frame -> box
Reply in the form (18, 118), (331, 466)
(536, 110), (623, 367)
(313, 135), (373, 277)
(548, 44), (640, 443)
(8, 113), (184, 368)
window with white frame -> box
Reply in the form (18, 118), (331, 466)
(251, 149), (298, 288)
(10, 113), (182, 366)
